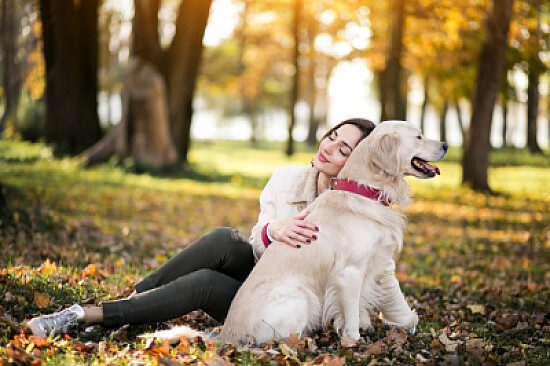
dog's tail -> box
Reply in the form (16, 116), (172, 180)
(140, 325), (217, 344)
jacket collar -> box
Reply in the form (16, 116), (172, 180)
(288, 166), (319, 211)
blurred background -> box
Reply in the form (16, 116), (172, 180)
(0, 0), (548, 191)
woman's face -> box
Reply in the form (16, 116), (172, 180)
(313, 124), (363, 177)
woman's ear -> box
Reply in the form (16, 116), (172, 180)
(369, 133), (401, 176)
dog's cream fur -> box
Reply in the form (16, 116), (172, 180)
(147, 121), (447, 344)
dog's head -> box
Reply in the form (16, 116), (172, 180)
(339, 120), (447, 182)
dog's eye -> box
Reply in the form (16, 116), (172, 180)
(416, 136), (422, 140)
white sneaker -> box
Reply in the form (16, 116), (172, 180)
(27, 304), (85, 338)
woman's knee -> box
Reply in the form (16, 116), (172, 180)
(206, 227), (234, 243)
(202, 227), (248, 250)
(187, 268), (221, 285)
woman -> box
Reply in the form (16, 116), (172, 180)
(27, 118), (376, 338)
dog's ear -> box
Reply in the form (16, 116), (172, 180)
(369, 133), (401, 176)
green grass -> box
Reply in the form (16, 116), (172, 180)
(1, 139), (549, 364)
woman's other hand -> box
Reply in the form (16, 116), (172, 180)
(267, 212), (319, 248)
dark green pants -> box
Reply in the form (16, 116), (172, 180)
(102, 227), (255, 327)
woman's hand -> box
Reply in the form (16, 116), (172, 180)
(267, 212), (319, 248)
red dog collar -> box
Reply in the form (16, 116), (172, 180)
(330, 179), (391, 206)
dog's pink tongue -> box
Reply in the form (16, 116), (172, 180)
(421, 161), (440, 175)
(427, 163), (440, 175)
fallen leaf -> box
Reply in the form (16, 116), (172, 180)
(27, 335), (52, 348)
(4, 292), (14, 302)
(33, 292), (52, 308)
(81, 263), (96, 277)
(465, 338), (484, 350)
(466, 304), (485, 315)
(340, 336), (358, 348)
(280, 333), (303, 351)
(438, 332), (462, 352)
(204, 356), (233, 366)
(39, 259), (56, 274)
(145, 339), (170, 356)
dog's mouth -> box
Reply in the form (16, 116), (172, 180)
(411, 157), (440, 177)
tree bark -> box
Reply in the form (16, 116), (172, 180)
(286, 0), (302, 156)
(82, 59), (177, 167)
(454, 99), (466, 144)
(39, 0), (101, 154)
(167, 0), (213, 162)
(0, 0), (22, 133)
(306, 16), (319, 146)
(439, 100), (448, 143)
(419, 75), (429, 135)
(527, 65), (543, 154)
(380, 0), (407, 121)
(462, 0), (513, 192)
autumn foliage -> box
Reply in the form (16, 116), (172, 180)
(0, 140), (549, 364)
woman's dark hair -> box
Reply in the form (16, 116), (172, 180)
(320, 118), (376, 145)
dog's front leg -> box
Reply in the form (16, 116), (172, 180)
(336, 266), (363, 340)
(375, 269), (418, 332)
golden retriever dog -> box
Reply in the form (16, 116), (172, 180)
(147, 120), (447, 344)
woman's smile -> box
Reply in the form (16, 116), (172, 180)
(318, 152), (328, 163)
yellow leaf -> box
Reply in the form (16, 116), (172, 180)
(154, 255), (166, 264)
(82, 264), (96, 277)
(467, 304), (485, 315)
(39, 259), (56, 274)
(34, 292), (52, 309)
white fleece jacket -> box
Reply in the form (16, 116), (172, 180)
(249, 165), (319, 260)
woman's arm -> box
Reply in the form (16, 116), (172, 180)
(249, 168), (318, 260)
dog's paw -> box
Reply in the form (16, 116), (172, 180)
(407, 325), (416, 335)
(359, 310), (372, 330)
(341, 328), (361, 340)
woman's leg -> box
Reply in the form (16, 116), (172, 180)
(135, 227), (254, 293)
(27, 269), (243, 336)
(102, 268), (242, 327)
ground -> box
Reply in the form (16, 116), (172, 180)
(0, 140), (549, 365)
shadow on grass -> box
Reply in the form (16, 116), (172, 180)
(90, 157), (270, 190)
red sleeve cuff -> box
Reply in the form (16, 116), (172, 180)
(261, 223), (272, 248)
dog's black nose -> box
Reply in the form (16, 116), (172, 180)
(442, 143), (448, 151)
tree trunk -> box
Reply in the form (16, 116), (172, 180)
(439, 100), (448, 143)
(527, 66), (543, 154)
(501, 98), (508, 148)
(0, 0), (21, 133)
(380, 0), (407, 121)
(132, 0), (164, 68)
(455, 99), (466, 144)
(0, 182), (6, 211)
(420, 75), (429, 134)
(82, 0), (212, 166)
(462, 0), (513, 192)
(39, 0), (101, 154)
(306, 17), (319, 146)
(286, 0), (301, 156)
(82, 59), (177, 167)
(167, 0), (213, 162)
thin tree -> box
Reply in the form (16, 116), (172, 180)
(439, 100), (448, 143)
(286, 0), (301, 156)
(462, 0), (514, 192)
(380, 0), (406, 121)
(526, 0), (544, 154)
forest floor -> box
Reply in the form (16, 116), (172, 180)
(1, 139), (549, 365)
